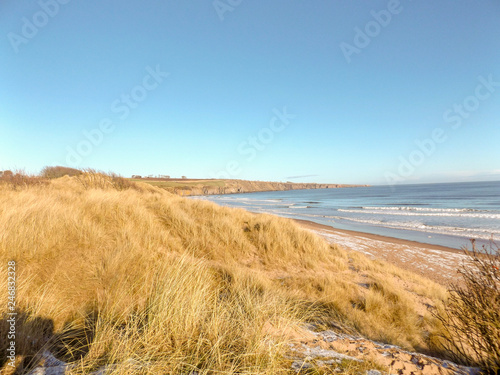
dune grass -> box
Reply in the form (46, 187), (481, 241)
(0, 173), (449, 373)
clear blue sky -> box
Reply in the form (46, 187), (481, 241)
(1, 0), (499, 185)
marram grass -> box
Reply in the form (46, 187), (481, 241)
(0, 174), (448, 373)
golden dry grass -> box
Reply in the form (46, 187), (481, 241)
(0, 174), (449, 373)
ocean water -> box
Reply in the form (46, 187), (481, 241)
(195, 181), (500, 250)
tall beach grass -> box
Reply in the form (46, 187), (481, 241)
(0, 173), (450, 373)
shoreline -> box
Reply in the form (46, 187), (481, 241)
(294, 218), (462, 254)
(294, 218), (467, 285)
(196, 201), (469, 285)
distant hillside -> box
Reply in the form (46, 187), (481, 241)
(130, 177), (368, 196)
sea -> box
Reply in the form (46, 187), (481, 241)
(194, 181), (500, 250)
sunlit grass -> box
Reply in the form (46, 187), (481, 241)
(0, 173), (449, 373)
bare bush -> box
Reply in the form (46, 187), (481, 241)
(0, 170), (48, 190)
(435, 240), (500, 373)
(40, 166), (82, 179)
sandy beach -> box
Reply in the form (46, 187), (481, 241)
(296, 219), (468, 285)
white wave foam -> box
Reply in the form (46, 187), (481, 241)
(362, 206), (481, 213)
(329, 215), (500, 240)
(338, 208), (500, 219)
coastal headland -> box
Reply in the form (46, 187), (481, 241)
(131, 177), (368, 196)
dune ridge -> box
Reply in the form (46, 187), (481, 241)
(0, 175), (465, 374)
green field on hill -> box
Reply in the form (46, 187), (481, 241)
(129, 179), (226, 188)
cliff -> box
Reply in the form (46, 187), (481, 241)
(134, 178), (368, 196)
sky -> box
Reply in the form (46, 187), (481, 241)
(1, 0), (499, 185)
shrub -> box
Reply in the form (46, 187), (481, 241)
(0, 170), (48, 189)
(40, 166), (82, 179)
(435, 240), (500, 373)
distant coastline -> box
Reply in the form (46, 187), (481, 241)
(130, 177), (369, 196)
